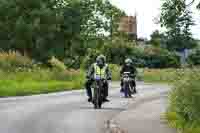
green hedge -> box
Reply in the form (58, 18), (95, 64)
(81, 38), (180, 69)
(141, 47), (180, 68)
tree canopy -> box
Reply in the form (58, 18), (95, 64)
(0, 0), (125, 66)
(160, 0), (196, 51)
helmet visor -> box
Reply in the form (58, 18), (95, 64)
(97, 59), (104, 67)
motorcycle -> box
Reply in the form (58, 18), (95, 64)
(122, 72), (134, 98)
(92, 75), (106, 109)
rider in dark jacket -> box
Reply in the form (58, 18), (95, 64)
(85, 55), (111, 102)
(120, 58), (137, 93)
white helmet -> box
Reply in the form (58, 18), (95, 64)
(125, 58), (132, 66)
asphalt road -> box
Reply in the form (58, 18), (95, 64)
(0, 82), (173, 133)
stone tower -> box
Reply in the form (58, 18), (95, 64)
(118, 15), (137, 40)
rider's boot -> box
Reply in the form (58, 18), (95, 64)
(134, 87), (137, 94)
(88, 97), (92, 102)
(120, 87), (124, 93)
(103, 97), (110, 102)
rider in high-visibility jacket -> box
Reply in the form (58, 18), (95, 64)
(85, 55), (111, 102)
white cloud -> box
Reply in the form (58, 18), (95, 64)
(109, 0), (200, 39)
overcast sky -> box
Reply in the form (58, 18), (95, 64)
(109, 0), (200, 39)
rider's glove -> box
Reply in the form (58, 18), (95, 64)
(107, 77), (111, 80)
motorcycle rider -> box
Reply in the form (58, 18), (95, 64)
(85, 55), (111, 102)
(120, 58), (137, 94)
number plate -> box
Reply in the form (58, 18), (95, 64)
(95, 75), (101, 80)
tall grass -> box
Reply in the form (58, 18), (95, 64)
(0, 51), (85, 97)
(165, 69), (200, 133)
(109, 64), (121, 81)
(0, 69), (85, 97)
(142, 68), (192, 84)
(140, 68), (200, 132)
(0, 80), (80, 97)
(0, 51), (34, 71)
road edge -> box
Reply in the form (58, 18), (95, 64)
(105, 90), (169, 133)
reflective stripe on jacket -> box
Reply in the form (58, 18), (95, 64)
(94, 63), (108, 79)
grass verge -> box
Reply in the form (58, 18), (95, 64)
(0, 80), (83, 97)
(0, 69), (85, 97)
(144, 68), (200, 133)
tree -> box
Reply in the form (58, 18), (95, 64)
(160, 0), (196, 51)
(63, 0), (125, 68)
(80, 0), (125, 39)
(198, 2), (200, 8)
(0, 0), (125, 68)
(101, 37), (137, 65)
(149, 30), (166, 47)
(183, 0), (200, 9)
(0, 0), (73, 60)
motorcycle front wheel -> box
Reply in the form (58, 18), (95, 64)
(93, 87), (102, 109)
(124, 82), (132, 98)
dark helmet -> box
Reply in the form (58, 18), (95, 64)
(96, 54), (106, 68)
(125, 58), (132, 66)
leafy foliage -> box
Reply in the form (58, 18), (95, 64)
(142, 68), (200, 132)
(149, 30), (166, 48)
(102, 38), (137, 65)
(166, 69), (200, 133)
(169, 70), (200, 122)
(0, 51), (85, 97)
(0, 51), (35, 71)
(142, 47), (180, 68)
(160, 0), (196, 51)
(0, 0), (125, 67)
(48, 56), (66, 71)
(80, 36), (181, 68)
(188, 49), (200, 66)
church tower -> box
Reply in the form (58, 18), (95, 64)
(118, 15), (137, 40)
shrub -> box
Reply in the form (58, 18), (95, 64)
(142, 68), (200, 132)
(48, 56), (66, 71)
(80, 48), (101, 69)
(169, 69), (200, 122)
(142, 47), (180, 68)
(101, 40), (180, 68)
(142, 68), (176, 83)
(109, 64), (143, 81)
(166, 69), (200, 132)
(102, 38), (137, 65)
(77, 38), (181, 69)
(188, 49), (200, 66)
(0, 51), (34, 71)
(142, 68), (192, 83)
(109, 64), (121, 81)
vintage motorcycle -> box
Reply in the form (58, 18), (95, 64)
(122, 72), (135, 98)
(92, 75), (107, 109)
